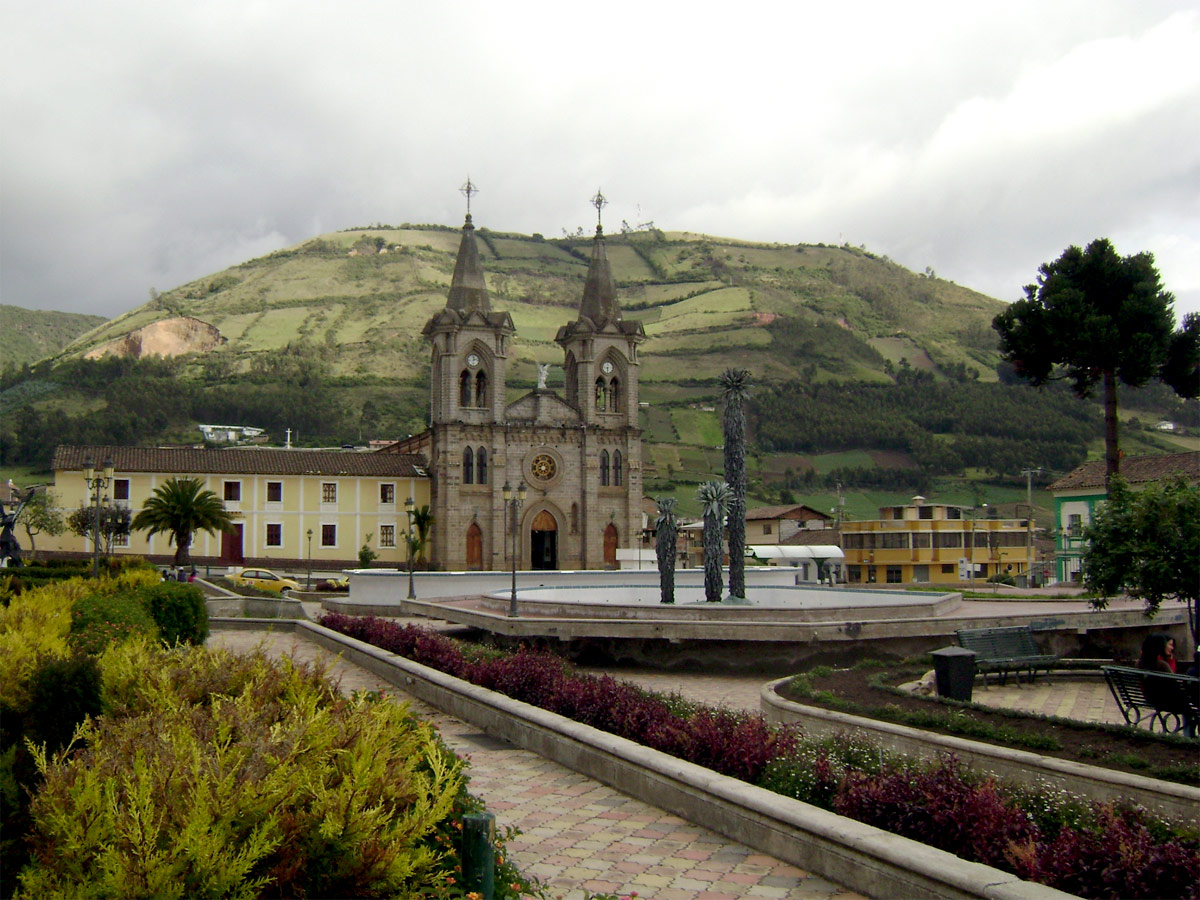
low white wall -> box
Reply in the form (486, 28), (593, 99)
(346, 566), (803, 605)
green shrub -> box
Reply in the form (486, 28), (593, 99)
(68, 591), (158, 656)
(135, 582), (208, 646)
(25, 654), (104, 754)
(17, 641), (462, 900)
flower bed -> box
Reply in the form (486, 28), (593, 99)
(322, 614), (1200, 900)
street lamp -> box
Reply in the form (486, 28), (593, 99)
(306, 528), (313, 590)
(82, 456), (114, 578)
(503, 480), (527, 617)
(404, 495), (416, 600)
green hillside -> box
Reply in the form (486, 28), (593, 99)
(0, 305), (107, 369)
(56, 226), (1007, 388)
(4, 223), (1196, 519)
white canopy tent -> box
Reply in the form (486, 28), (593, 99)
(747, 544), (845, 583)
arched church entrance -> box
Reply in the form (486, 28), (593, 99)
(603, 523), (618, 569)
(530, 510), (558, 570)
(466, 522), (483, 570)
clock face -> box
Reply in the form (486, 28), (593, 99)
(601, 360), (614, 374)
(466, 353), (480, 367)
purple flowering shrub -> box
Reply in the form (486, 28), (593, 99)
(321, 614), (794, 783)
(322, 615), (1200, 899)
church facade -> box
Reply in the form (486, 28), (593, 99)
(417, 205), (646, 571)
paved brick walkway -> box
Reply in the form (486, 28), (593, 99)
(207, 628), (862, 900)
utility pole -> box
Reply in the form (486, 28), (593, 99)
(1021, 467), (1041, 587)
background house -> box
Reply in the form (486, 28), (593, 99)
(1049, 451), (1200, 583)
(840, 495), (1032, 586)
(46, 445), (429, 569)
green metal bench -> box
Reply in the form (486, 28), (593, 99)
(955, 625), (1058, 686)
(1102, 665), (1199, 736)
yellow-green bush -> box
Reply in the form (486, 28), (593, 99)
(17, 640), (462, 900)
(0, 579), (83, 708)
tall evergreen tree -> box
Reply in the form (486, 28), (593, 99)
(697, 480), (730, 603)
(720, 368), (751, 599)
(131, 477), (235, 566)
(993, 239), (1197, 482)
(654, 497), (679, 604)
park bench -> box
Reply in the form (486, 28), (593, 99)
(1102, 665), (1199, 736)
(955, 625), (1059, 686)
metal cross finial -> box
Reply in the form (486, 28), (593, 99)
(460, 178), (479, 216)
(591, 189), (608, 228)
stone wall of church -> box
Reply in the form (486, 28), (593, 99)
(429, 420), (641, 571)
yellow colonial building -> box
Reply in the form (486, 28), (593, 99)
(46, 445), (429, 569)
(841, 496), (1032, 586)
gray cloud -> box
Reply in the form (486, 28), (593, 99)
(2, 0), (1197, 320)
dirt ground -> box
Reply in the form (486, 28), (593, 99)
(786, 665), (1199, 782)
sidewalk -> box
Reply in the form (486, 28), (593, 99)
(207, 628), (862, 900)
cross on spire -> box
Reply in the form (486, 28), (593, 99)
(591, 189), (608, 230)
(460, 178), (479, 217)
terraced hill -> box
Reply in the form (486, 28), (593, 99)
(60, 225), (1005, 391)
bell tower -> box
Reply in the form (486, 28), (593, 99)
(423, 179), (515, 426)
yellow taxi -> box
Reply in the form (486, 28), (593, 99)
(229, 568), (301, 593)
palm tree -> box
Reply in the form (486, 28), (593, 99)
(697, 480), (730, 603)
(654, 497), (679, 604)
(720, 368), (751, 600)
(411, 504), (434, 564)
(131, 477), (235, 566)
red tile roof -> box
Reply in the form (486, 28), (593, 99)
(745, 504), (832, 522)
(781, 527), (840, 546)
(51, 445), (428, 478)
(1049, 451), (1200, 492)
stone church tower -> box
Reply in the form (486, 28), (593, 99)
(422, 196), (645, 571)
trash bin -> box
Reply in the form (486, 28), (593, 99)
(932, 646), (976, 702)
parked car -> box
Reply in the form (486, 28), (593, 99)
(229, 568), (300, 593)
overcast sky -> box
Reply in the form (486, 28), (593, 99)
(2, 1), (1198, 322)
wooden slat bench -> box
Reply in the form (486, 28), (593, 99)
(1102, 665), (1199, 736)
(954, 625), (1058, 686)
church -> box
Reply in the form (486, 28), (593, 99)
(397, 192), (646, 571)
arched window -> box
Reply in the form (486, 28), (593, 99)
(476, 447), (488, 484)
(475, 370), (488, 407)
(459, 371), (472, 408)
(595, 377), (606, 411)
(609, 377), (621, 413)
(599, 450), (610, 486)
(612, 449), (623, 486)
(462, 446), (474, 484)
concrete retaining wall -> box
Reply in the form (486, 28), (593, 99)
(761, 678), (1199, 824)
(252, 619), (1075, 900)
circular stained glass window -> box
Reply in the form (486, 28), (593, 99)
(530, 454), (557, 481)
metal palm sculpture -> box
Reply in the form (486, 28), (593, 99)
(654, 497), (679, 604)
(720, 368), (751, 600)
(697, 480), (730, 602)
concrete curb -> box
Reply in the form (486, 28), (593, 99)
(251, 619), (1076, 900)
(761, 678), (1200, 824)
